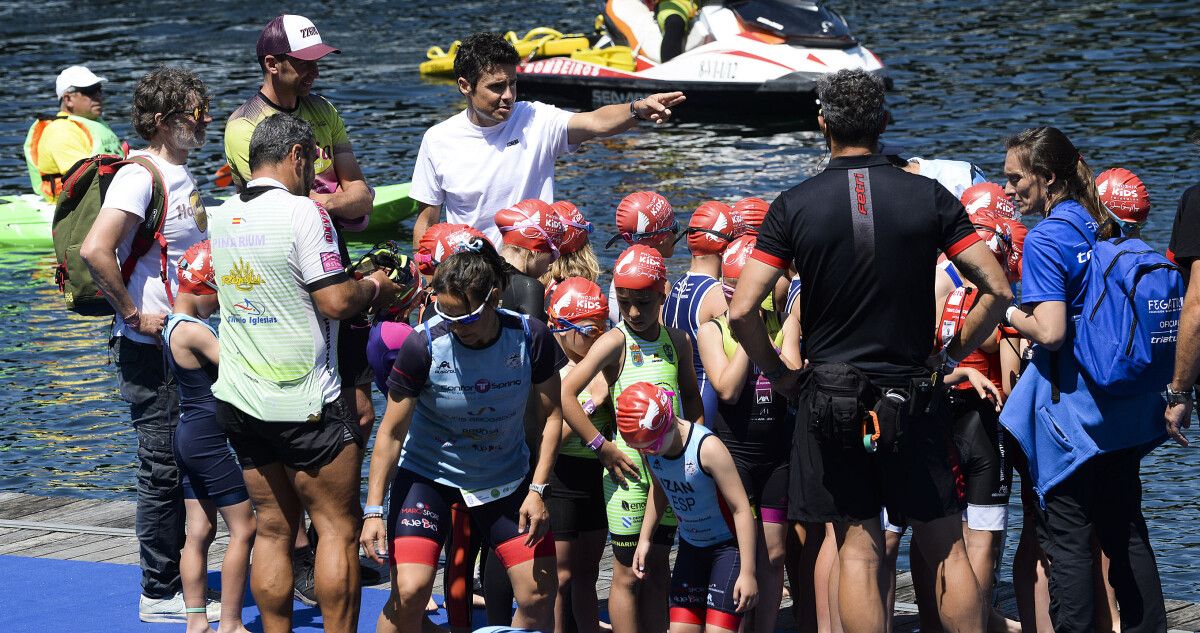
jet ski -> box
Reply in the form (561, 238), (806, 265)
(421, 0), (887, 126)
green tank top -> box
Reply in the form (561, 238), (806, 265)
(560, 365), (615, 460)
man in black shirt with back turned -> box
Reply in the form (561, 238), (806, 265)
(729, 69), (1012, 633)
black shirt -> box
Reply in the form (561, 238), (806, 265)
(753, 154), (979, 382)
(502, 271), (549, 322)
(1167, 184), (1200, 269)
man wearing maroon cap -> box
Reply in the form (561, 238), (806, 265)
(224, 12), (380, 613)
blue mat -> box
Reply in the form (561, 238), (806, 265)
(0, 554), (474, 632)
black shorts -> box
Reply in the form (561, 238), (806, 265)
(215, 395), (361, 471)
(610, 524), (677, 567)
(732, 455), (789, 521)
(337, 320), (373, 388)
(788, 378), (963, 524)
(173, 409), (248, 507)
(949, 390), (1013, 530)
(548, 454), (607, 538)
(670, 539), (743, 630)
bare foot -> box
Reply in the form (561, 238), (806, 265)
(426, 596), (440, 613)
(215, 624), (251, 633)
(599, 619), (613, 631)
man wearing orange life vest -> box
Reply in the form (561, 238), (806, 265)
(23, 65), (124, 202)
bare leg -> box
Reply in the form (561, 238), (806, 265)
(571, 531), (606, 633)
(818, 523), (843, 633)
(291, 443), (364, 633)
(639, 544), (672, 633)
(215, 499), (255, 633)
(181, 498), (217, 633)
(962, 524), (1020, 633)
(882, 527), (902, 633)
(911, 535), (944, 633)
(749, 520), (788, 633)
(554, 538), (576, 633)
(240, 463), (304, 633)
(608, 558), (640, 633)
(792, 522), (821, 633)
(1092, 538), (1120, 633)
(1013, 485), (1053, 633)
(910, 514), (984, 633)
(834, 521), (886, 633)
(505, 554), (558, 631)
(380, 562), (440, 632)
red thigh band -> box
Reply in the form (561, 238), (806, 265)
(389, 535), (441, 567)
(494, 532), (556, 569)
(669, 606), (704, 625)
(706, 609), (743, 631)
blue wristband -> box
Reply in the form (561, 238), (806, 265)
(363, 505), (384, 516)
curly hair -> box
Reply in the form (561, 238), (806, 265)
(1005, 126), (1115, 238)
(454, 32), (519, 88)
(131, 66), (209, 141)
(815, 69), (887, 147)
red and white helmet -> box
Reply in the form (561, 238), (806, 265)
(961, 182), (1017, 221)
(178, 240), (216, 295)
(1096, 168), (1150, 225)
(415, 223), (493, 275)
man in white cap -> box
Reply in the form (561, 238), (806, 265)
(23, 65), (124, 201)
(223, 13), (378, 608)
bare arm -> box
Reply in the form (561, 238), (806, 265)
(669, 328), (705, 426)
(729, 259), (796, 391)
(999, 334), (1023, 396)
(698, 282), (729, 324)
(697, 321), (752, 403)
(702, 437), (759, 612)
(566, 92), (686, 145)
(309, 269), (398, 321)
(309, 146), (373, 223)
(1007, 301), (1068, 351)
(80, 207), (165, 336)
(411, 203), (441, 251)
(632, 475), (668, 579)
(360, 392), (418, 562)
(1165, 259), (1200, 446)
(780, 313), (803, 369)
(519, 374), (562, 545)
(945, 242), (1014, 361)
(561, 329), (640, 483)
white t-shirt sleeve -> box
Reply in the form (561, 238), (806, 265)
(291, 201), (347, 287)
(409, 132), (444, 206)
(532, 101), (577, 157)
(101, 164), (154, 220)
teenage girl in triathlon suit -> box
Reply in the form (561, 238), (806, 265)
(360, 249), (567, 633)
(696, 234), (802, 633)
(618, 381), (759, 633)
(165, 240), (255, 633)
(561, 244), (703, 633)
(541, 200), (601, 294)
(663, 200), (746, 432)
(547, 277), (615, 633)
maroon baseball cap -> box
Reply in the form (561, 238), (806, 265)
(257, 15), (340, 61)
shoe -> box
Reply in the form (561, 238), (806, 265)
(293, 547), (318, 607)
(139, 591), (220, 623)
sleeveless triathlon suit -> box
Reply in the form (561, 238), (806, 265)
(709, 314), (791, 522)
(606, 321), (680, 565)
(936, 265), (1013, 531)
(548, 365), (614, 539)
(663, 271), (721, 426)
(646, 422), (743, 626)
(164, 314), (248, 507)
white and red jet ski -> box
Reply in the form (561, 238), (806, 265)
(517, 0), (887, 124)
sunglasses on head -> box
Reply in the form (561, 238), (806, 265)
(167, 101), (210, 122)
(550, 318), (611, 338)
(433, 288), (495, 325)
(605, 218), (680, 249)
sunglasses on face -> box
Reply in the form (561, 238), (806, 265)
(550, 318), (611, 338)
(72, 84), (103, 99)
(167, 101), (210, 122)
(605, 218), (681, 249)
(433, 288), (495, 326)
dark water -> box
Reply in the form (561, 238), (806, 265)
(1, 0), (1197, 600)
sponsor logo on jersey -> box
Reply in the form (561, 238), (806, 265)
(221, 258), (264, 291)
(320, 251), (342, 273)
(214, 234), (266, 248)
(316, 204), (334, 244)
(226, 298), (278, 325)
(505, 352), (521, 368)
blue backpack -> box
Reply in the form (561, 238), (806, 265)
(1048, 218), (1185, 395)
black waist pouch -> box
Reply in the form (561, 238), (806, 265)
(804, 363), (876, 450)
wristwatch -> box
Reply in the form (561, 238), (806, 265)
(529, 483), (552, 498)
(1165, 385), (1193, 407)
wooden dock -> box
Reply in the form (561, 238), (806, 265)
(0, 492), (1196, 632)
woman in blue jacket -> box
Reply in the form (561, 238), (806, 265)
(1000, 126), (1167, 633)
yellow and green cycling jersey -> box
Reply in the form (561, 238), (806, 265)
(224, 91), (348, 194)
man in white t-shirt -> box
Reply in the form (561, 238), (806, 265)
(79, 67), (216, 623)
(410, 31), (686, 247)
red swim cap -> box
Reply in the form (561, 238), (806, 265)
(616, 381), (675, 449)
(548, 276), (608, 324)
(1096, 168), (1150, 224)
(416, 223), (492, 275)
(720, 234), (757, 281)
(552, 200), (592, 255)
(612, 191), (677, 247)
(685, 201), (745, 255)
(495, 199), (564, 255)
(961, 183), (1017, 221)
(178, 240), (216, 296)
(612, 244), (667, 291)
(974, 218), (1027, 281)
(732, 197), (770, 234)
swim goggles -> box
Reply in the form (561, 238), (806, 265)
(1107, 209), (1146, 235)
(433, 288), (495, 326)
(414, 234), (489, 269)
(605, 218), (681, 249)
(639, 389), (677, 454)
(499, 220), (561, 261)
(550, 318), (613, 338)
(673, 226), (737, 245)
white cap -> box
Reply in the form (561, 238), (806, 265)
(56, 65), (106, 99)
